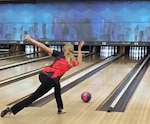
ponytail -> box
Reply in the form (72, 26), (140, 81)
(63, 43), (76, 66)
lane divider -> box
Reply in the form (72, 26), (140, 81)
(107, 54), (150, 112)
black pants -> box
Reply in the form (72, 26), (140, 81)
(11, 72), (63, 115)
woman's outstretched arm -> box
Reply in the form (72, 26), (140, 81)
(24, 35), (53, 54)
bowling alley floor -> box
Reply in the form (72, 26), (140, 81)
(1, 55), (150, 124)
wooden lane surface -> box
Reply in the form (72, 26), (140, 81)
(0, 54), (99, 84)
(0, 53), (42, 67)
(0, 57), (53, 83)
(0, 56), (30, 67)
(0, 54), (101, 108)
(39, 56), (138, 124)
(0, 56), (138, 124)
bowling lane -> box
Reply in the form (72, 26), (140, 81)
(0, 54), (100, 83)
(0, 54), (102, 107)
(0, 53), (45, 67)
(0, 57), (53, 82)
(0, 51), (25, 58)
(30, 56), (139, 124)
(0, 56), (139, 124)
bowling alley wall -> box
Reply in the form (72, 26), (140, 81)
(0, 1), (150, 42)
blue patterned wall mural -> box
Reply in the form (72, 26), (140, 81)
(0, 1), (150, 42)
